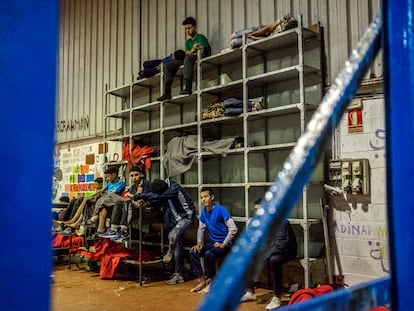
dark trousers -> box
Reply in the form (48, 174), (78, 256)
(162, 54), (196, 95)
(110, 201), (128, 226)
(189, 242), (230, 279)
(269, 252), (296, 296)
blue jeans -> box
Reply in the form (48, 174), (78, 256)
(168, 218), (192, 275)
(189, 242), (230, 279)
(231, 26), (261, 38)
(223, 97), (243, 108)
(230, 26), (261, 48)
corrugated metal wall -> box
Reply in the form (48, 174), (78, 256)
(56, 0), (382, 143)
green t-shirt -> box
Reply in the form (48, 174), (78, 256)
(185, 33), (211, 57)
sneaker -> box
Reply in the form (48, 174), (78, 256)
(240, 291), (257, 302)
(166, 273), (184, 285)
(190, 278), (206, 293)
(61, 227), (73, 235)
(162, 251), (174, 263)
(111, 230), (129, 243)
(266, 296), (282, 310)
(98, 229), (118, 238)
(198, 279), (211, 294)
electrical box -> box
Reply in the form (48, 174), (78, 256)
(328, 158), (370, 195)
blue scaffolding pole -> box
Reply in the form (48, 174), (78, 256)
(383, 0), (414, 310)
(198, 0), (413, 310)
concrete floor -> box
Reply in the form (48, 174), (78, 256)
(51, 264), (291, 311)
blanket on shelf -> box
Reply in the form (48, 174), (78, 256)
(163, 135), (235, 177)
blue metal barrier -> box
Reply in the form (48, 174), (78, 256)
(0, 2), (58, 310)
(199, 11), (384, 311)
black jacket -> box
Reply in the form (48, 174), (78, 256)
(269, 219), (298, 258)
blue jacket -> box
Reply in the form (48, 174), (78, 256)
(134, 181), (195, 229)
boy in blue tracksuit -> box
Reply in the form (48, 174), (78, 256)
(133, 178), (195, 285)
(189, 187), (238, 294)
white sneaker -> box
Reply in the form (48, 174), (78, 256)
(198, 283), (210, 294)
(190, 278), (206, 292)
(266, 296), (282, 310)
(198, 278), (211, 294)
(166, 273), (184, 285)
(240, 291), (256, 302)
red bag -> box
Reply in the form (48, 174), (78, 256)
(288, 285), (335, 305)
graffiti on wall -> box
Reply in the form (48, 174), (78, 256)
(334, 222), (373, 236)
(369, 128), (386, 158)
(368, 240), (389, 273)
(334, 221), (389, 273)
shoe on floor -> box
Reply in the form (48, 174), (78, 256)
(162, 251), (173, 263)
(266, 296), (282, 310)
(198, 279), (211, 294)
(166, 273), (184, 285)
(240, 291), (257, 302)
(190, 278), (206, 293)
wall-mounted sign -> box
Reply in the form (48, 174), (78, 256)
(56, 116), (89, 132)
(348, 108), (363, 133)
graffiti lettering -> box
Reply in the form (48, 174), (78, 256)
(377, 226), (387, 237)
(334, 223), (372, 236)
(56, 116), (89, 132)
(369, 128), (386, 158)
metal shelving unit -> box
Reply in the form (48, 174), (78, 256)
(104, 17), (324, 287)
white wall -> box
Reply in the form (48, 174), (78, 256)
(334, 97), (388, 285)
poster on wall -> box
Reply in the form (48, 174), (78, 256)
(52, 141), (122, 201)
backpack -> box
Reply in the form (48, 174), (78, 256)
(288, 285), (335, 305)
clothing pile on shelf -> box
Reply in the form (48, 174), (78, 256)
(202, 102), (225, 119)
(122, 142), (157, 170)
(202, 97), (264, 120)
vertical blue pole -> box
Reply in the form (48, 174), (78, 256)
(383, 0), (414, 310)
(0, 2), (58, 310)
